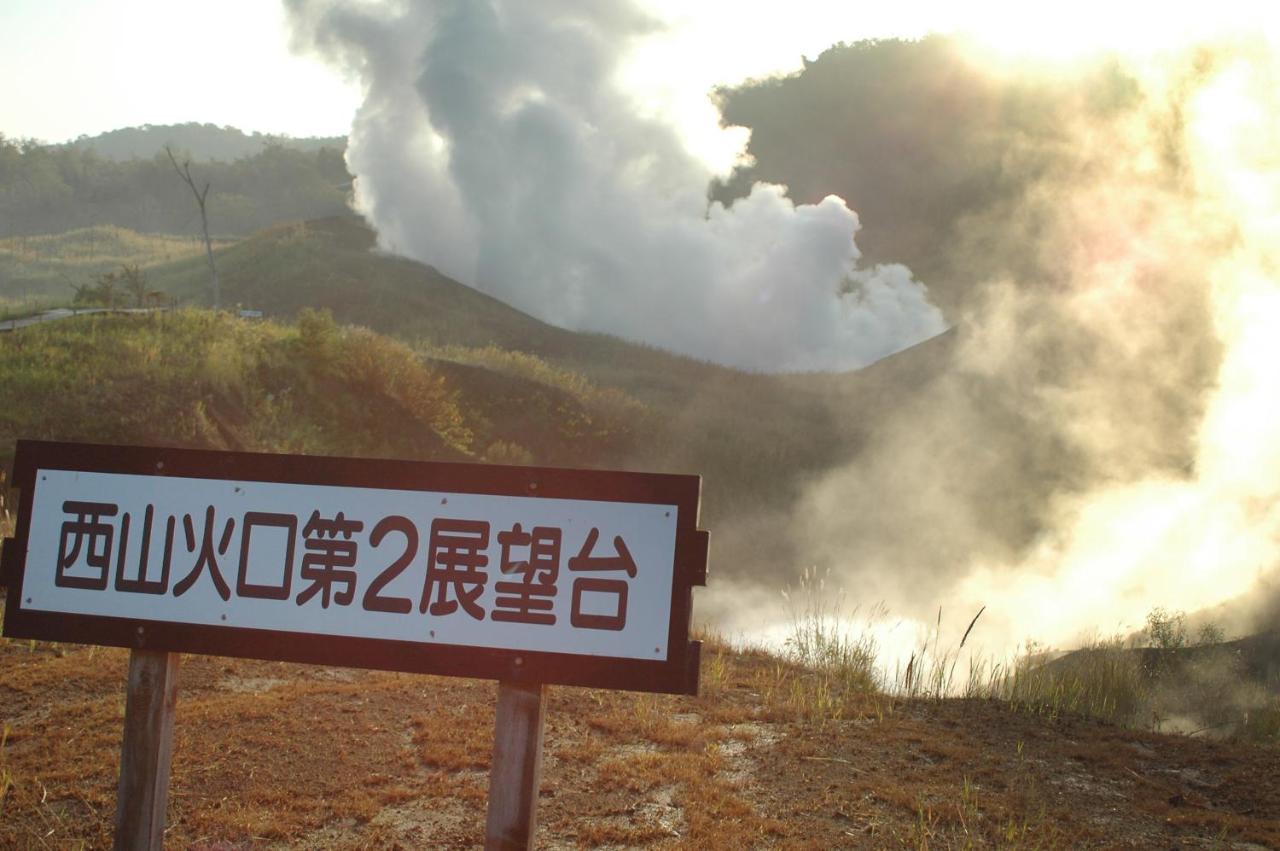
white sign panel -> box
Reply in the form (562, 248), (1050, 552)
(22, 470), (678, 661)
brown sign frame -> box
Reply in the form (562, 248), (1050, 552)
(1, 440), (707, 695)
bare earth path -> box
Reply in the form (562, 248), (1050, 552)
(0, 307), (162, 333)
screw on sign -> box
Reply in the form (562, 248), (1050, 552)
(2, 440), (709, 850)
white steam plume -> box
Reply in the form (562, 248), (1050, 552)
(285, 0), (945, 371)
(956, 45), (1280, 651)
(716, 39), (1280, 664)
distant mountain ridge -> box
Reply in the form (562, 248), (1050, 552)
(1, 131), (351, 238)
(61, 122), (346, 162)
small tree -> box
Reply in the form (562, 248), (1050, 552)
(1196, 621), (1225, 646)
(121, 263), (148, 307)
(72, 270), (119, 307)
(165, 145), (220, 309)
(1146, 607), (1188, 650)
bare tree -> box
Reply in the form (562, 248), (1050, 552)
(165, 145), (220, 309)
(121, 263), (148, 308)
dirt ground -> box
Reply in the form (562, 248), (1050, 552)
(1, 633), (1278, 849)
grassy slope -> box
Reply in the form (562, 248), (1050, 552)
(0, 310), (468, 464)
(136, 216), (958, 552)
(0, 227), (227, 303)
(0, 216), (958, 584)
(147, 216), (766, 403)
(0, 310), (643, 474)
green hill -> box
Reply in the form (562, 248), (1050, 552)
(0, 135), (350, 239)
(0, 310), (466, 464)
(0, 215), (961, 586)
(0, 226), (224, 305)
(62, 122), (346, 162)
(0, 310), (644, 474)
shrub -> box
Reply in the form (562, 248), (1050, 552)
(1146, 607), (1188, 650)
(484, 440), (535, 466)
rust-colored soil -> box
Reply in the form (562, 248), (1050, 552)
(1, 633), (1277, 849)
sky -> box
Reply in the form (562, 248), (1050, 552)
(4, 0), (1276, 144)
(0, 0), (360, 142)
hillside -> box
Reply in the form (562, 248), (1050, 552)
(0, 227), (226, 304)
(0, 211), (1220, 607)
(62, 123), (346, 162)
(0, 136), (350, 239)
(5, 212), (1093, 596)
(10, 216), (927, 577)
(0, 310), (641, 473)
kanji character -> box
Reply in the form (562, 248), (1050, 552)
(236, 512), (298, 600)
(491, 523), (560, 625)
(568, 527), (637, 631)
(114, 504), (171, 595)
(568, 528), (637, 577)
(57, 500), (117, 590)
(421, 518), (489, 620)
(296, 510), (363, 608)
(172, 505), (234, 601)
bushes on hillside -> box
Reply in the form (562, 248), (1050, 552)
(0, 309), (471, 466)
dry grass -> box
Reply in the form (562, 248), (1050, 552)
(2, 609), (1279, 848)
(0, 227), (226, 305)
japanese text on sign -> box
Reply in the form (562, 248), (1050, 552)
(24, 470), (678, 661)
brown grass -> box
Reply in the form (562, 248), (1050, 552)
(1, 622), (1279, 848)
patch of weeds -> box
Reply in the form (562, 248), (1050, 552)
(0, 723), (12, 809)
(996, 638), (1149, 726)
(588, 694), (708, 749)
(408, 710), (491, 771)
(770, 568), (887, 724)
(551, 732), (606, 765)
(597, 750), (671, 793)
(574, 819), (673, 847)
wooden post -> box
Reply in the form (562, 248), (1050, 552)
(114, 649), (180, 851)
(485, 680), (547, 851)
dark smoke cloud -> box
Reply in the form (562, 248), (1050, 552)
(285, 0), (946, 371)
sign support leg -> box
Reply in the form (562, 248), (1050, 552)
(485, 679), (547, 851)
(114, 649), (180, 851)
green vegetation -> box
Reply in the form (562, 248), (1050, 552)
(0, 133), (349, 240)
(99, 215), (895, 564)
(0, 226), (220, 300)
(423, 345), (647, 469)
(0, 294), (62, 322)
(779, 567), (881, 701)
(62, 122), (346, 162)
(0, 307), (659, 478)
(0, 210), (921, 584)
(0, 309), (474, 465)
(714, 36), (1147, 314)
(996, 639), (1150, 726)
(1147, 606), (1191, 650)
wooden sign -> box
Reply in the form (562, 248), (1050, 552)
(2, 440), (707, 693)
(1, 440), (709, 850)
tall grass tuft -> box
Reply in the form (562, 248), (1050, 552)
(891, 606), (989, 701)
(776, 567), (881, 720)
(995, 638), (1150, 725)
